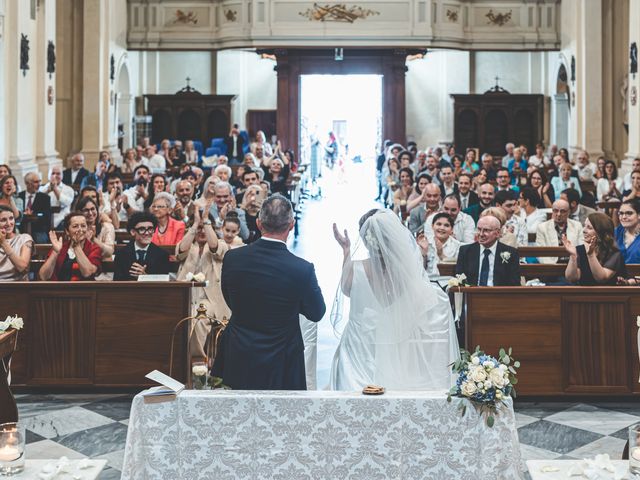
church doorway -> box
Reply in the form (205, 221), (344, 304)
(300, 74), (382, 177)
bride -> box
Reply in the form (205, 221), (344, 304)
(329, 208), (459, 391)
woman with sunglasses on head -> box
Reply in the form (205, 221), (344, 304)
(38, 212), (102, 281)
(563, 212), (625, 285)
(76, 196), (115, 260)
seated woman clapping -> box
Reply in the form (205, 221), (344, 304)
(38, 212), (102, 281)
(151, 192), (185, 246)
(0, 205), (32, 281)
(76, 196), (115, 260)
(564, 212), (625, 286)
(176, 203), (232, 357)
(393, 167), (414, 215)
(417, 213), (461, 279)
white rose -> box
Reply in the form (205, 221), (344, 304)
(489, 369), (506, 387)
(471, 356), (480, 365)
(468, 366), (487, 382)
(9, 316), (23, 330)
(192, 365), (208, 376)
(193, 273), (206, 283)
(483, 380), (493, 389)
(482, 360), (494, 368)
(461, 381), (477, 396)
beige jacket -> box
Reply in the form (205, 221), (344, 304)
(535, 219), (583, 264)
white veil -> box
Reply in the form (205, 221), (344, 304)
(331, 209), (459, 390)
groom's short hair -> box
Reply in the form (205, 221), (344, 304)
(259, 194), (293, 233)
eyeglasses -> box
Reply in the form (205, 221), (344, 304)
(551, 209), (569, 214)
(151, 204), (169, 210)
(619, 211), (636, 217)
(133, 227), (154, 234)
(476, 228), (499, 234)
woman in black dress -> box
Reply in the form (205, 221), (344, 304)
(563, 212), (625, 285)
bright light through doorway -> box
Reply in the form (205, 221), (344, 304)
(300, 74), (382, 163)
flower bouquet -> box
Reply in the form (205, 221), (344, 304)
(447, 346), (520, 427)
(447, 274), (470, 326)
(0, 315), (23, 333)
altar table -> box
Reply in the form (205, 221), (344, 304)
(121, 390), (524, 479)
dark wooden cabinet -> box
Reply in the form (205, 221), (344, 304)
(451, 88), (544, 158)
(144, 87), (236, 144)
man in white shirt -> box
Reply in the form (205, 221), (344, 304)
(424, 194), (475, 244)
(502, 143), (515, 168)
(120, 165), (150, 221)
(535, 199), (583, 264)
(518, 187), (548, 236)
(495, 190), (527, 246)
(40, 165), (74, 228)
(438, 166), (458, 198)
(145, 146), (166, 174)
(573, 150), (597, 183)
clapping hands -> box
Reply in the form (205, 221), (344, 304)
(49, 231), (63, 253)
(561, 234), (577, 258)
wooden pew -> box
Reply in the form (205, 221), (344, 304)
(462, 286), (640, 397)
(3, 282), (192, 389)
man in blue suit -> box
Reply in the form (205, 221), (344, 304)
(213, 194), (326, 389)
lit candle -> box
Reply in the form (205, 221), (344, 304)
(632, 446), (640, 462)
(0, 445), (19, 462)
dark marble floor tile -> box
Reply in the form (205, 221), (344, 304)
(25, 429), (46, 444)
(517, 420), (603, 454)
(611, 427), (631, 441)
(98, 467), (122, 480)
(56, 422), (129, 457)
(514, 402), (577, 419)
(81, 397), (133, 421)
(18, 402), (75, 418)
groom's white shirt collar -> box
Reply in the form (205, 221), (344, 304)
(261, 236), (287, 246)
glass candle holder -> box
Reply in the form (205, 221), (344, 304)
(629, 424), (640, 476)
(0, 422), (25, 475)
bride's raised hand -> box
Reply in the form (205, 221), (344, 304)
(332, 223), (350, 252)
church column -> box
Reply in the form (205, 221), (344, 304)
(572, 0), (604, 159)
(35, 0), (61, 178)
(624, 0), (640, 168)
(3, 0), (40, 186)
(80, 0), (108, 167)
(0, 0), (6, 163)
(382, 55), (407, 144)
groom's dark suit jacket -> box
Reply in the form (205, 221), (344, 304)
(455, 241), (521, 286)
(213, 238), (325, 390)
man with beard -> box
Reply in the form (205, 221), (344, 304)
(172, 179), (197, 226)
(464, 183), (496, 224)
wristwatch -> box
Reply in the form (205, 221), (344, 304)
(203, 220), (212, 226)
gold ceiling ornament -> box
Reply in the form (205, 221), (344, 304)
(445, 9), (458, 22)
(224, 9), (237, 22)
(173, 9), (198, 25)
(485, 9), (512, 26)
(299, 3), (380, 23)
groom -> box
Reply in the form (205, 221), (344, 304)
(213, 194), (326, 390)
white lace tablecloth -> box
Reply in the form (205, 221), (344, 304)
(121, 390), (523, 479)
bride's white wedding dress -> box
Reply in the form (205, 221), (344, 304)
(329, 210), (459, 391)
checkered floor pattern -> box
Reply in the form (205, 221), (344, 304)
(14, 394), (638, 479)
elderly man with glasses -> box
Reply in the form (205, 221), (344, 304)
(535, 199), (583, 264)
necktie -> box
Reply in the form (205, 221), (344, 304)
(136, 249), (146, 264)
(479, 249), (491, 286)
(461, 195), (467, 210)
(27, 195), (33, 209)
